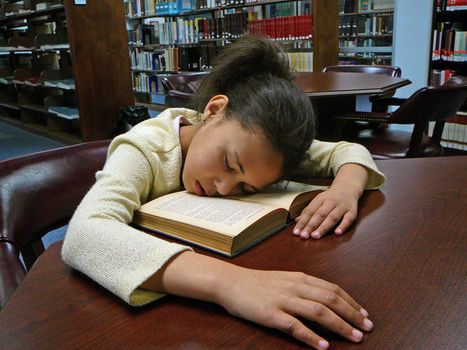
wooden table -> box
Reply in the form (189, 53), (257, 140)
(0, 157), (466, 349)
(293, 72), (411, 97)
(292, 72), (412, 139)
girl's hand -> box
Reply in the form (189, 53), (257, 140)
(293, 187), (359, 239)
(293, 163), (369, 239)
(220, 268), (373, 350)
(143, 251), (373, 350)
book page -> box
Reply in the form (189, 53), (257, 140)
(138, 191), (283, 237)
(234, 181), (327, 210)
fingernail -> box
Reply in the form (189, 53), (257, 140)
(293, 228), (300, 235)
(311, 231), (321, 239)
(300, 231), (310, 239)
(318, 340), (329, 349)
(363, 318), (373, 331)
(352, 329), (363, 341)
(360, 307), (369, 317)
(335, 228), (343, 235)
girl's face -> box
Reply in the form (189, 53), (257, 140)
(182, 113), (283, 197)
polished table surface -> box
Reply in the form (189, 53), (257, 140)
(0, 157), (466, 349)
(292, 72), (411, 97)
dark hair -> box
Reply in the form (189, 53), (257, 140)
(193, 35), (315, 179)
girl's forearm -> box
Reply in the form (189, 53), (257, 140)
(140, 250), (237, 305)
(331, 163), (369, 199)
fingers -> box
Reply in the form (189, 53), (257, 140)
(295, 204), (346, 239)
(288, 300), (367, 344)
(335, 211), (356, 235)
(295, 284), (373, 333)
(274, 313), (330, 350)
(305, 275), (366, 314)
(293, 197), (357, 239)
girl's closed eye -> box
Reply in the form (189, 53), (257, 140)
(224, 155), (234, 172)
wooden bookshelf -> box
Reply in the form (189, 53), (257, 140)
(64, 0), (133, 141)
(428, 0), (466, 153)
(338, 0), (394, 65)
(0, 1), (133, 143)
(125, 0), (338, 108)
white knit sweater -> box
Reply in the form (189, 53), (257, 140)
(61, 108), (385, 306)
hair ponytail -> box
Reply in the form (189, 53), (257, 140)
(193, 35), (316, 179)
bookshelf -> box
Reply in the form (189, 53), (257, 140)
(428, 0), (467, 152)
(0, 0), (133, 143)
(338, 0), (394, 65)
(125, 0), (339, 109)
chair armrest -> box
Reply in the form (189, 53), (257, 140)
(369, 96), (407, 106)
(0, 241), (26, 309)
(334, 111), (392, 123)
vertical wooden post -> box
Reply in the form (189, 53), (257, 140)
(312, 0), (339, 72)
(64, 0), (134, 141)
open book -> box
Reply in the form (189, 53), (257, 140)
(133, 181), (326, 256)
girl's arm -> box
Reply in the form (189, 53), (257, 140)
(293, 140), (385, 239)
(141, 250), (373, 350)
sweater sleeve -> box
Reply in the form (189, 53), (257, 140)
(295, 140), (386, 189)
(61, 143), (192, 306)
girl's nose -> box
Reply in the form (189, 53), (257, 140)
(214, 177), (240, 196)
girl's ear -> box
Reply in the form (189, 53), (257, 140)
(202, 95), (229, 122)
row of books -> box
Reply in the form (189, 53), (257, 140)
(159, 18), (200, 44)
(431, 69), (457, 86)
(436, 0), (467, 11)
(128, 23), (160, 46)
(248, 15), (313, 41)
(2, 1), (62, 17)
(131, 49), (161, 71)
(132, 72), (164, 94)
(195, 0), (309, 12)
(0, 75), (75, 90)
(340, 38), (392, 48)
(339, 51), (391, 59)
(339, 0), (393, 14)
(429, 111), (467, 151)
(48, 106), (79, 120)
(132, 46), (202, 71)
(432, 24), (467, 62)
(287, 52), (313, 72)
(339, 14), (393, 36)
(126, 0), (196, 16)
(198, 13), (249, 40)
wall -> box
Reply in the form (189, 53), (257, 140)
(392, 0), (433, 98)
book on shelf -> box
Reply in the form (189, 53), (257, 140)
(0, 76), (14, 85)
(133, 181), (325, 256)
(437, 0), (467, 11)
(48, 106), (79, 120)
(43, 78), (75, 89)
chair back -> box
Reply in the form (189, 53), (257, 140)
(0, 140), (110, 308)
(323, 65), (402, 77)
(161, 72), (208, 93)
(389, 80), (467, 157)
(391, 83), (467, 125)
(161, 72), (208, 107)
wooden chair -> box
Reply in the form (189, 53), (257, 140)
(161, 72), (208, 108)
(0, 140), (110, 309)
(333, 76), (467, 159)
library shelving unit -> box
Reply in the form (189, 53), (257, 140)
(338, 0), (394, 65)
(428, 0), (466, 152)
(124, 0), (339, 110)
(0, 0), (133, 143)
